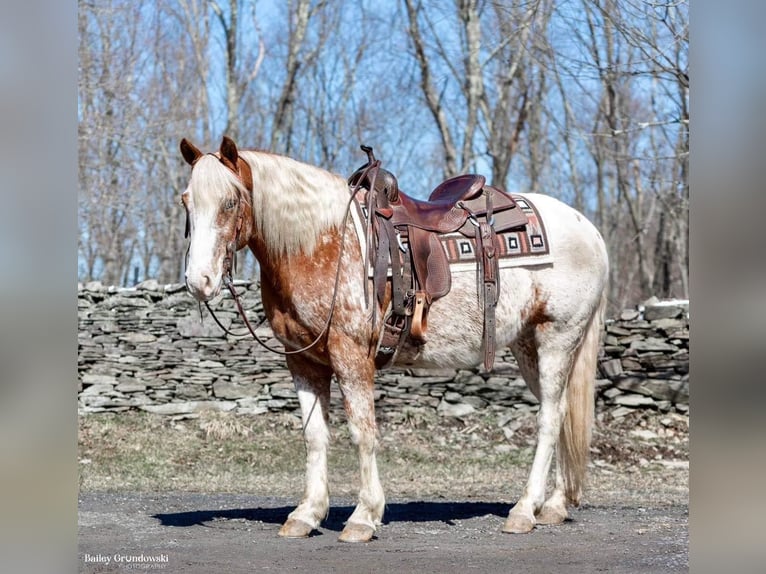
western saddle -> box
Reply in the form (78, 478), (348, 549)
(348, 145), (529, 371)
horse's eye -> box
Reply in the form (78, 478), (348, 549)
(224, 198), (237, 211)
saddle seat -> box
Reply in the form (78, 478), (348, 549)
(382, 174), (486, 233)
(386, 181), (526, 237)
(429, 173), (486, 202)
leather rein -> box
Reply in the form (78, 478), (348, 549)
(186, 155), (380, 357)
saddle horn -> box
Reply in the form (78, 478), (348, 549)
(349, 145), (400, 203)
(361, 144), (376, 163)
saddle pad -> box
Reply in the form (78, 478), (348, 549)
(349, 190), (553, 276)
(444, 195), (552, 272)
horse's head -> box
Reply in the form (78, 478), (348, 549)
(179, 136), (253, 301)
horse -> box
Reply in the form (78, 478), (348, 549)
(179, 136), (609, 543)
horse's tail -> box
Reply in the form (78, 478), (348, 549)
(560, 291), (606, 506)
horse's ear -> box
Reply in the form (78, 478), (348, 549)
(180, 138), (203, 166)
(220, 136), (239, 166)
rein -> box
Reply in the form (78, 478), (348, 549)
(195, 160), (381, 357)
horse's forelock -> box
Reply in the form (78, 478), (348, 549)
(189, 154), (247, 214)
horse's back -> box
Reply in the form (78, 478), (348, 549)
(515, 192), (607, 270)
(511, 192), (608, 319)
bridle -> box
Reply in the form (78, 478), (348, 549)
(184, 154), (381, 357)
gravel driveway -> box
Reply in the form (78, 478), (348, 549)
(78, 491), (687, 573)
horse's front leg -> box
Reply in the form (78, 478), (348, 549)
(333, 348), (384, 543)
(278, 357), (332, 538)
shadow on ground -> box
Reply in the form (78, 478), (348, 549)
(154, 501), (510, 532)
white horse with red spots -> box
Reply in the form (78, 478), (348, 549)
(179, 136), (609, 543)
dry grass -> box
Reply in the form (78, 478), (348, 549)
(199, 411), (252, 441)
(78, 408), (688, 505)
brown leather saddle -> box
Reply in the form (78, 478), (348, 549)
(348, 145), (528, 370)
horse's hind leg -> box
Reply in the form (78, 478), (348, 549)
(511, 334), (570, 527)
(540, 300), (602, 525)
(535, 453), (570, 525)
(278, 357), (332, 538)
(504, 332), (579, 534)
(332, 346), (384, 543)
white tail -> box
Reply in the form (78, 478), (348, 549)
(559, 292), (606, 505)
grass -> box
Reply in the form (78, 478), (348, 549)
(79, 411), (305, 494)
(79, 409), (533, 498)
(78, 408), (688, 505)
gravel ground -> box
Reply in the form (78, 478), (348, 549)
(78, 491), (687, 573)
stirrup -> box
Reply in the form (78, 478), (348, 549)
(409, 290), (430, 343)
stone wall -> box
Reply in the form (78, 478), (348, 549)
(78, 281), (689, 418)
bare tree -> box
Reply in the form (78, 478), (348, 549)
(402, 0), (552, 187)
(209, 0), (266, 142)
(270, 0), (329, 154)
(79, 0), (146, 285)
(403, 0), (461, 177)
(575, 0), (688, 305)
(481, 0), (549, 189)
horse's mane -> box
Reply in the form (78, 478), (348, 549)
(189, 150), (350, 257)
(243, 151), (350, 257)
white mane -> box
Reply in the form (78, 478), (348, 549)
(241, 151), (350, 257)
(189, 151), (350, 257)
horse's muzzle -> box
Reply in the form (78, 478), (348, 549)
(185, 270), (221, 302)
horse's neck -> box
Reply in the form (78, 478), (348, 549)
(248, 221), (357, 311)
(239, 151), (358, 312)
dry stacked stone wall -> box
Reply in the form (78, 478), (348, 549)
(78, 280), (689, 418)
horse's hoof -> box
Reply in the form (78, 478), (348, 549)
(536, 504), (568, 525)
(278, 518), (315, 538)
(338, 522), (375, 543)
(502, 513), (535, 534)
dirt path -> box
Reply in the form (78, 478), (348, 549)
(78, 491), (687, 573)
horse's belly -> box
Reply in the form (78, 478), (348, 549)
(390, 269), (528, 369)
